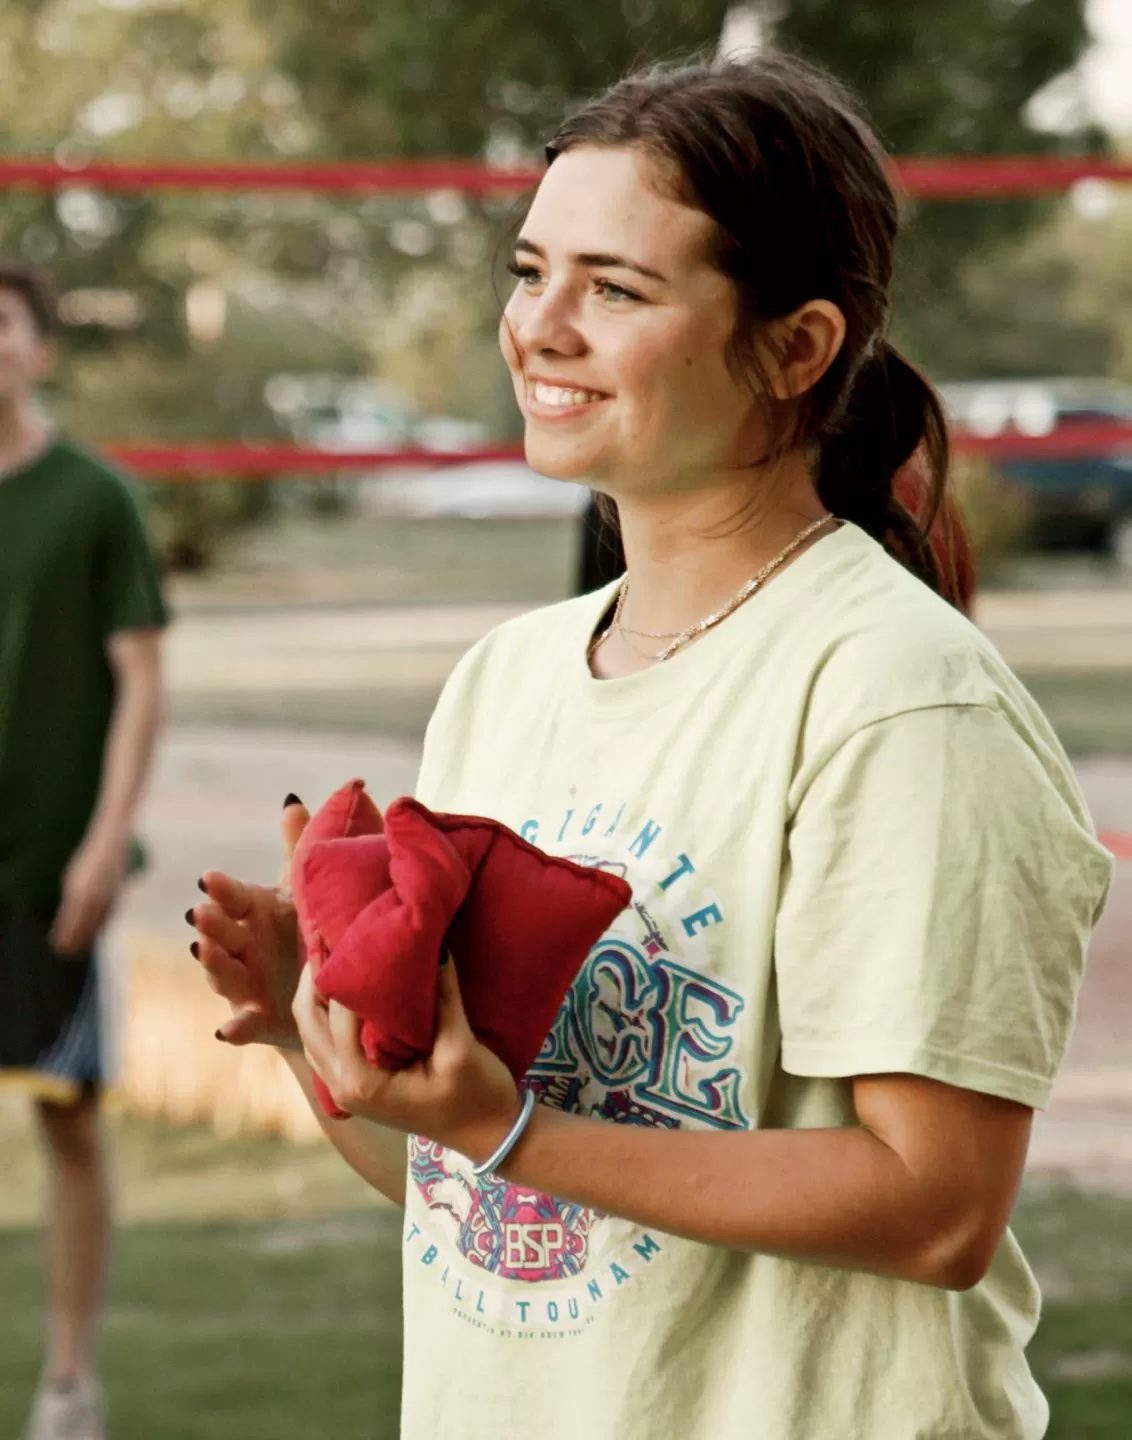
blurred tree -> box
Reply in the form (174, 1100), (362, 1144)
(0, 0), (1113, 493)
(939, 172), (1132, 381)
(0, 0), (733, 448)
(0, 0), (371, 435)
(261, 0), (732, 158)
(765, 0), (1106, 375)
(251, 0), (734, 430)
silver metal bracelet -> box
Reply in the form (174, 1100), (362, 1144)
(471, 1088), (536, 1178)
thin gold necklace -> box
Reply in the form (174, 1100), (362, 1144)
(589, 513), (833, 665)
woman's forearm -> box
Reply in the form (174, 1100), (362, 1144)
(280, 1051), (408, 1206)
(296, 971), (1029, 1291)
(492, 1105), (986, 1289)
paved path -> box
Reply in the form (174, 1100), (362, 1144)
(115, 730), (1131, 1189)
(160, 588), (1132, 727)
(974, 590), (1132, 671)
(117, 725), (422, 935)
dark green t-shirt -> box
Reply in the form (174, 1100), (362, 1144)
(0, 440), (169, 909)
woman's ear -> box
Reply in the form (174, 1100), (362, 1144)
(762, 300), (847, 401)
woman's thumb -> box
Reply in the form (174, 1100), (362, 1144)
(282, 793), (311, 854)
(277, 794), (312, 889)
(436, 952), (470, 1033)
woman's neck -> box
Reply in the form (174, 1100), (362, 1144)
(611, 458), (828, 639)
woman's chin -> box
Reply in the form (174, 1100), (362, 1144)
(522, 435), (602, 484)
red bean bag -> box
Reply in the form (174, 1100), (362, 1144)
(291, 780), (632, 1118)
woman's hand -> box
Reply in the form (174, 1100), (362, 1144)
(188, 798), (310, 1049)
(293, 958), (521, 1164)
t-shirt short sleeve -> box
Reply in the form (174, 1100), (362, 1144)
(774, 703), (1112, 1109)
(94, 476), (170, 638)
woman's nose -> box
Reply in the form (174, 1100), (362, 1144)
(515, 286), (587, 359)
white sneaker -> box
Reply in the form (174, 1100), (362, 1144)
(22, 1378), (106, 1440)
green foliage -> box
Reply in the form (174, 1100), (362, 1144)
(261, 0), (732, 159)
(938, 170), (1132, 381)
(770, 0), (1101, 375)
(0, 0), (1114, 566)
(950, 452), (1034, 568)
(0, 1211), (404, 1440)
(0, 1151), (1128, 1440)
(776, 0), (1091, 153)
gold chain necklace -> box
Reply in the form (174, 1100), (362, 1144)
(589, 514), (833, 665)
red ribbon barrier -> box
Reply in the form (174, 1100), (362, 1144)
(2, 154), (1132, 199)
(0, 156), (537, 195)
(110, 444), (528, 476)
(108, 423), (1132, 477)
(894, 155), (1132, 198)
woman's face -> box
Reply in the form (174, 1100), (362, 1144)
(500, 146), (764, 500)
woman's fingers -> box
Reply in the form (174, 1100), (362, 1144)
(328, 998), (364, 1062)
(282, 800), (311, 857)
(192, 899), (248, 956)
(196, 938), (252, 1002)
(199, 871), (253, 920)
(276, 800), (312, 890)
(434, 956), (473, 1047)
(325, 1000), (379, 1111)
(217, 1009), (269, 1046)
(293, 966), (333, 1079)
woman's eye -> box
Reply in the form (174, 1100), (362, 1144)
(506, 261), (543, 286)
(595, 279), (642, 303)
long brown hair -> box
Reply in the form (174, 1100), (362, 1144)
(546, 52), (969, 606)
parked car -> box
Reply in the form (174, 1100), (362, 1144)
(939, 378), (1132, 552)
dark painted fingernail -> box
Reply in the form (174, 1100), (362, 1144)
(439, 951), (450, 968)
(197, 877), (207, 893)
(214, 1029), (226, 1043)
(184, 908), (195, 926)
(284, 793), (302, 808)
(190, 941), (199, 959)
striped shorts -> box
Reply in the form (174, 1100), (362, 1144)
(0, 908), (114, 1105)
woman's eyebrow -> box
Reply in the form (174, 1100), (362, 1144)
(514, 236), (669, 284)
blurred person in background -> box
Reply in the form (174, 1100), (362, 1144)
(0, 262), (168, 1440)
(191, 53), (1109, 1440)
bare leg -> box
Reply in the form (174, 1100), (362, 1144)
(34, 1093), (111, 1384)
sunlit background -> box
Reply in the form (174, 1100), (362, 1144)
(1, 2), (1131, 1436)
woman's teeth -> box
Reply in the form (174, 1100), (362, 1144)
(532, 383), (604, 407)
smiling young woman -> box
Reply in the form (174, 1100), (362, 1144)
(192, 50), (1111, 1440)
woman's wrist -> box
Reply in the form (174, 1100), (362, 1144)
(472, 1089), (537, 1177)
(449, 1090), (529, 1171)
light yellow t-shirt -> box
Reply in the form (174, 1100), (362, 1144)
(401, 522), (1111, 1440)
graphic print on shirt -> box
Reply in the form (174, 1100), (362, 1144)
(407, 799), (750, 1336)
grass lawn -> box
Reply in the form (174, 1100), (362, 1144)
(0, 1209), (403, 1440)
(0, 1105), (400, 1440)
(1014, 1186), (1132, 1436)
(0, 1111), (1129, 1438)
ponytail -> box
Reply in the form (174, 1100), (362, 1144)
(815, 341), (974, 611)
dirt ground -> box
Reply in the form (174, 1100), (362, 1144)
(115, 729), (1131, 1190)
